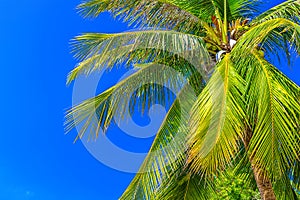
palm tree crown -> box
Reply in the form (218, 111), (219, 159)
(66, 0), (300, 199)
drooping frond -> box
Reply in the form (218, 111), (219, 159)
(67, 30), (210, 84)
(232, 18), (300, 62)
(245, 52), (300, 193)
(77, 0), (205, 33)
(65, 63), (189, 140)
(77, 0), (263, 33)
(252, 0), (300, 24)
(188, 54), (246, 176)
(232, 50), (300, 198)
(120, 85), (200, 200)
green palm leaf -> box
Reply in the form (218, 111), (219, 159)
(246, 52), (300, 181)
(234, 50), (300, 198)
(232, 50), (300, 199)
(233, 18), (300, 61)
(77, 0), (262, 33)
(77, 0), (204, 33)
(67, 30), (210, 84)
(65, 62), (188, 139)
(188, 54), (246, 176)
(252, 0), (300, 24)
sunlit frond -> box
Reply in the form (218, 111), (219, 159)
(65, 63), (190, 140)
(232, 18), (300, 61)
(245, 52), (300, 190)
(77, 0), (205, 33)
(188, 54), (245, 176)
(67, 30), (210, 84)
(120, 85), (199, 200)
(252, 0), (300, 24)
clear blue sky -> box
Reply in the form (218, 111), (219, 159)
(0, 1), (299, 200)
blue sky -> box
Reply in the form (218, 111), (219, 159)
(0, 1), (299, 200)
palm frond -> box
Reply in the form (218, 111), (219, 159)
(252, 0), (300, 24)
(77, 0), (264, 34)
(77, 0), (206, 33)
(232, 18), (300, 62)
(233, 50), (300, 198)
(245, 52), (300, 186)
(120, 85), (199, 200)
(65, 62), (191, 140)
(188, 54), (246, 176)
(67, 30), (210, 84)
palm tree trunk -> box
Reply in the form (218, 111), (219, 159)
(250, 162), (276, 200)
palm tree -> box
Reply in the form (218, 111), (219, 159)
(65, 0), (300, 199)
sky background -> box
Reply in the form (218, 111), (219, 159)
(0, 0), (299, 200)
